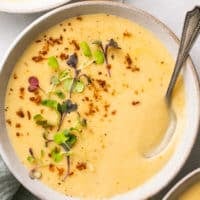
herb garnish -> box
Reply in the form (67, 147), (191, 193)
(33, 114), (53, 129)
(93, 39), (121, 76)
(80, 41), (92, 57)
(48, 56), (59, 71)
(28, 76), (44, 93)
(57, 99), (78, 131)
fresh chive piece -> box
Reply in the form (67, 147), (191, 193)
(48, 56), (59, 71)
(93, 50), (105, 64)
(80, 41), (92, 57)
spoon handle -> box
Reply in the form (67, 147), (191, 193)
(166, 6), (200, 101)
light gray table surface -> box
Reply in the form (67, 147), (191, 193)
(0, 0), (200, 199)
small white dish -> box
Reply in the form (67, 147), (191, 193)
(163, 168), (200, 200)
(0, 0), (71, 14)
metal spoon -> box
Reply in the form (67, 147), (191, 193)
(144, 6), (200, 158)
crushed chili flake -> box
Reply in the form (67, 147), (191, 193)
(132, 101), (140, 106)
(70, 40), (80, 51)
(56, 167), (64, 176)
(69, 171), (74, 176)
(32, 56), (44, 62)
(111, 110), (117, 115)
(49, 164), (55, 172)
(47, 35), (63, 46)
(16, 110), (25, 118)
(29, 96), (41, 105)
(6, 119), (12, 126)
(123, 31), (132, 37)
(76, 16), (83, 21)
(27, 111), (31, 120)
(125, 53), (132, 66)
(60, 53), (69, 60)
(96, 79), (106, 88)
(15, 123), (21, 128)
(104, 104), (110, 112)
(35, 40), (42, 43)
(19, 87), (25, 99)
(16, 132), (20, 137)
(76, 162), (87, 170)
(13, 73), (18, 79)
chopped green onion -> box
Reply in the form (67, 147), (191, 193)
(80, 41), (92, 57)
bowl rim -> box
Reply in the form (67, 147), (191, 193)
(0, 1), (199, 199)
(0, 0), (71, 14)
(163, 168), (200, 200)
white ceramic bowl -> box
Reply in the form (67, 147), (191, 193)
(0, 0), (71, 14)
(0, 1), (199, 200)
(163, 168), (200, 200)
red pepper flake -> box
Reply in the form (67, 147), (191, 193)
(16, 132), (20, 137)
(125, 54), (132, 66)
(76, 16), (83, 21)
(56, 167), (64, 176)
(104, 104), (110, 112)
(32, 56), (44, 62)
(15, 123), (21, 128)
(60, 53), (69, 60)
(16, 110), (25, 118)
(29, 96), (41, 105)
(19, 87), (25, 99)
(69, 171), (74, 176)
(49, 164), (55, 172)
(35, 39), (42, 43)
(111, 110), (117, 115)
(131, 67), (140, 72)
(76, 162), (87, 170)
(13, 73), (18, 79)
(70, 40), (80, 51)
(123, 31), (132, 37)
(6, 119), (12, 126)
(27, 111), (31, 120)
(132, 101), (140, 106)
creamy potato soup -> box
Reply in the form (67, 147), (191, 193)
(179, 182), (200, 200)
(5, 14), (185, 199)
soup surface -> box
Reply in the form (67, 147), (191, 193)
(5, 14), (185, 199)
(179, 182), (200, 200)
